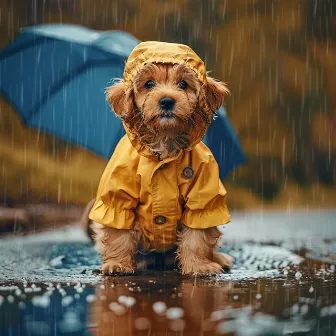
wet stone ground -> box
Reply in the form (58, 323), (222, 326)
(0, 219), (336, 335)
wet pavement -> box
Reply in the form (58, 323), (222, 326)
(0, 211), (335, 335)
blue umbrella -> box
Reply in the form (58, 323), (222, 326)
(0, 24), (246, 179)
(204, 107), (246, 179)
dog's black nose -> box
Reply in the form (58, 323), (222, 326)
(159, 97), (175, 110)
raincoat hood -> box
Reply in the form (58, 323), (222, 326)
(123, 41), (207, 89)
(121, 41), (213, 159)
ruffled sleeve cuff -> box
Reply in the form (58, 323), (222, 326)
(88, 199), (135, 229)
(182, 203), (231, 229)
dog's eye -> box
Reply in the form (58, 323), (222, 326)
(145, 80), (156, 89)
(177, 80), (188, 90)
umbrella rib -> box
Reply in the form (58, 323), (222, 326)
(0, 34), (130, 62)
(0, 37), (46, 61)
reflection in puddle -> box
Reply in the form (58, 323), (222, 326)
(88, 273), (232, 335)
(86, 271), (336, 335)
(0, 268), (336, 335)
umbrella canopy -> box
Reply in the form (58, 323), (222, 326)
(0, 24), (246, 179)
(203, 107), (246, 179)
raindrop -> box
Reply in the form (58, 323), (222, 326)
(118, 296), (136, 307)
(31, 295), (50, 308)
(166, 307), (184, 320)
(169, 319), (186, 332)
(290, 304), (300, 315)
(134, 317), (151, 331)
(109, 302), (126, 315)
(153, 301), (167, 315)
(300, 304), (309, 315)
(18, 302), (26, 310)
(295, 271), (302, 280)
(86, 294), (96, 303)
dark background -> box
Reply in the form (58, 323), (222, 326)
(0, 0), (335, 214)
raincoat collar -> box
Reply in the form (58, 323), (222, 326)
(124, 123), (186, 161)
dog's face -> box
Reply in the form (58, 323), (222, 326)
(107, 63), (229, 157)
(132, 63), (200, 137)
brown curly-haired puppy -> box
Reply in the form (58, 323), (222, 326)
(90, 42), (233, 275)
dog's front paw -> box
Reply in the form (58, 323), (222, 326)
(101, 260), (134, 275)
(213, 251), (233, 268)
(181, 260), (223, 275)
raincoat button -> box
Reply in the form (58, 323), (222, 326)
(154, 216), (166, 225)
(182, 166), (194, 179)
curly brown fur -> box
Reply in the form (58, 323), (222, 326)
(92, 222), (140, 274)
(176, 226), (233, 275)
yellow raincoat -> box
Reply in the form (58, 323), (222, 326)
(89, 42), (230, 252)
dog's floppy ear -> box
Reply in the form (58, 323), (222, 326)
(106, 80), (133, 119)
(206, 77), (230, 112)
